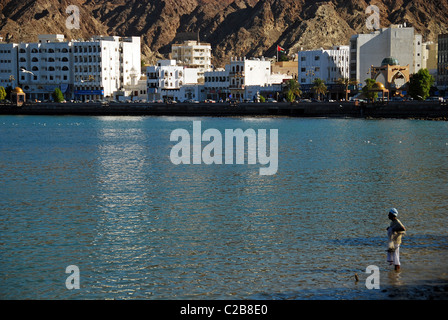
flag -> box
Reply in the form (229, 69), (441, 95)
(277, 45), (285, 52)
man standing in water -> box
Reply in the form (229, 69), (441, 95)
(386, 208), (406, 271)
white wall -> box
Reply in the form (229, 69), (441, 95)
(350, 27), (423, 84)
(0, 43), (18, 90)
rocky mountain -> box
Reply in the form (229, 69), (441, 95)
(1, 0), (447, 67)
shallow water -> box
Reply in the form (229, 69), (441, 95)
(0, 116), (447, 299)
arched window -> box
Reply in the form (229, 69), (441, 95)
(32, 66), (38, 71)
(20, 58), (26, 62)
(32, 57), (38, 62)
(31, 48), (38, 53)
(48, 48), (54, 53)
(62, 48), (68, 53)
(62, 66), (69, 71)
(62, 57), (68, 62)
(48, 66), (55, 71)
(48, 57), (55, 62)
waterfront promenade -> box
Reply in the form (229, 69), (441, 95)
(0, 100), (447, 119)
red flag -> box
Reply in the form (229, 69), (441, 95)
(277, 45), (285, 52)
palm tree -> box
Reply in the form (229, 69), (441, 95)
(283, 79), (302, 102)
(312, 78), (327, 101)
(337, 77), (358, 101)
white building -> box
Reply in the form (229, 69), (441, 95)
(204, 67), (230, 101)
(146, 60), (199, 101)
(0, 42), (18, 92)
(298, 45), (350, 85)
(11, 34), (141, 101)
(228, 57), (291, 101)
(203, 57), (292, 101)
(16, 34), (73, 101)
(350, 25), (423, 84)
(171, 40), (212, 82)
(73, 35), (141, 101)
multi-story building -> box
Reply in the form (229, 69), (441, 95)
(146, 60), (199, 101)
(297, 46), (349, 99)
(171, 40), (212, 82)
(0, 41), (18, 91)
(437, 34), (448, 91)
(422, 41), (438, 82)
(10, 34), (142, 101)
(298, 46), (350, 84)
(204, 67), (230, 101)
(73, 35), (141, 101)
(203, 57), (291, 101)
(17, 34), (72, 101)
(228, 57), (272, 101)
(350, 25), (423, 85)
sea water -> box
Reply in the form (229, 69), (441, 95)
(0, 115), (447, 299)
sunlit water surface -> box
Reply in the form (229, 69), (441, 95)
(0, 116), (447, 299)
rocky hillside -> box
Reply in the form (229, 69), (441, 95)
(1, 0), (447, 67)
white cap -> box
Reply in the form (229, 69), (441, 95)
(389, 208), (398, 216)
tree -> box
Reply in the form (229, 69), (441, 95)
(5, 86), (12, 100)
(52, 88), (65, 102)
(408, 68), (434, 100)
(362, 78), (378, 102)
(283, 79), (302, 102)
(312, 78), (327, 100)
(337, 77), (358, 101)
(278, 53), (289, 62)
(0, 86), (6, 100)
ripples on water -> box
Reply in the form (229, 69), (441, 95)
(0, 116), (447, 299)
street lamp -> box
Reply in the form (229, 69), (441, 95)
(9, 75), (15, 88)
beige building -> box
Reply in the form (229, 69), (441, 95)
(171, 40), (212, 82)
(272, 61), (298, 80)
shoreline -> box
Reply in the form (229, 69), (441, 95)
(1, 101), (447, 120)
